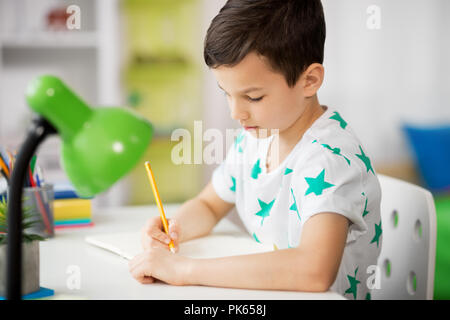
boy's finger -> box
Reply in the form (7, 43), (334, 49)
(150, 230), (170, 244)
(132, 267), (153, 284)
(168, 218), (177, 229)
(145, 217), (158, 231)
(151, 240), (168, 250)
(169, 231), (178, 240)
(129, 252), (147, 270)
(145, 223), (160, 238)
(168, 220), (178, 239)
(141, 276), (155, 284)
(141, 234), (154, 251)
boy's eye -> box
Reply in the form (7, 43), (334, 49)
(247, 96), (264, 102)
(221, 91), (263, 102)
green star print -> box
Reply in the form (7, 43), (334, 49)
(230, 176), (236, 192)
(253, 232), (261, 243)
(251, 159), (262, 179)
(289, 188), (301, 221)
(234, 132), (245, 153)
(284, 167), (293, 175)
(321, 144), (351, 166)
(255, 198), (275, 226)
(329, 111), (348, 129)
(356, 145), (374, 174)
(370, 220), (382, 247)
(304, 169), (335, 196)
(362, 196), (369, 217)
(345, 267), (361, 300)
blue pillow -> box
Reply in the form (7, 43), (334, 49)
(403, 124), (450, 193)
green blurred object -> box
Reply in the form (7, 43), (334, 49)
(122, 0), (203, 205)
(128, 137), (202, 205)
(25, 75), (153, 198)
(125, 61), (201, 134)
(434, 194), (450, 299)
(123, 0), (202, 64)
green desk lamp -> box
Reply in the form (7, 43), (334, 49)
(6, 75), (153, 300)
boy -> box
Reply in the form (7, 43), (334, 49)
(129, 0), (382, 300)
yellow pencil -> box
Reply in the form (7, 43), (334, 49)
(144, 161), (175, 254)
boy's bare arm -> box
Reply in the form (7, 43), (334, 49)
(173, 181), (235, 243)
(185, 212), (349, 292)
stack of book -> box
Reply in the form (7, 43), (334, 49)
(53, 182), (93, 229)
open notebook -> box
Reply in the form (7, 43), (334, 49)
(85, 231), (273, 261)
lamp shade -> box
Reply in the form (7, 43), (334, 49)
(25, 75), (153, 197)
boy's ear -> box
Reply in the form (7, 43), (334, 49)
(299, 63), (324, 97)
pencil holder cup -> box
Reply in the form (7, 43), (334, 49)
(22, 184), (55, 238)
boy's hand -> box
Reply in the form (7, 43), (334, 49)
(129, 246), (193, 286)
(141, 216), (180, 253)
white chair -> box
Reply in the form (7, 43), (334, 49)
(372, 174), (437, 300)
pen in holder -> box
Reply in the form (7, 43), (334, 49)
(22, 184), (54, 238)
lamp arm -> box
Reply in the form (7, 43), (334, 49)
(6, 116), (57, 300)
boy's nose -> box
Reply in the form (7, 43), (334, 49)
(229, 101), (250, 122)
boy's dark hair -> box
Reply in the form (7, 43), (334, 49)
(204, 0), (326, 87)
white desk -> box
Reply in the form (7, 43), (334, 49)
(40, 204), (345, 300)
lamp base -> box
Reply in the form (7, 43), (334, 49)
(0, 287), (54, 300)
(0, 240), (40, 297)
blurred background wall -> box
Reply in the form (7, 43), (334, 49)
(0, 0), (449, 204)
(320, 0), (450, 183)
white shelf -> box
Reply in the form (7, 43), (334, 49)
(1, 31), (98, 49)
(0, 0), (125, 207)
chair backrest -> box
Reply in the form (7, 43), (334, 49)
(372, 174), (437, 300)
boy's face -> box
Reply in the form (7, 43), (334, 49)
(212, 51), (309, 139)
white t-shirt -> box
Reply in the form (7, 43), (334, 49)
(212, 106), (382, 300)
